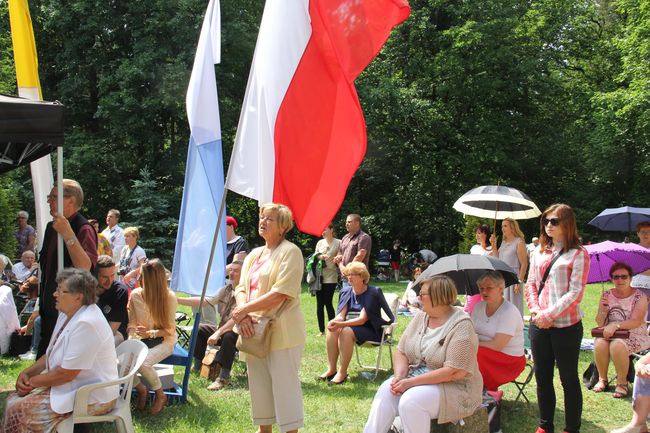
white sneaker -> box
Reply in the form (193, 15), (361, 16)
(19, 351), (36, 361)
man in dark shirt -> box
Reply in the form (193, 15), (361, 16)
(334, 213), (373, 273)
(225, 216), (250, 263)
(96, 255), (129, 345)
(177, 261), (242, 391)
(37, 179), (98, 357)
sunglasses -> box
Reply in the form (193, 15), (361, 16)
(611, 274), (630, 280)
(542, 217), (562, 227)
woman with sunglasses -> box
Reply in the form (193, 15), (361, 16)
(525, 203), (589, 433)
(592, 262), (650, 398)
(127, 258), (177, 414)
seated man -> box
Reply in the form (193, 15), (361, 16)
(95, 255), (129, 346)
(176, 260), (241, 391)
(12, 251), (38, 282)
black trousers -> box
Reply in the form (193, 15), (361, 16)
(37, 313), (57, 358)
(316, 283), (337, 333)
(529, 321), (583, 433)
(194, 323), (238, 371)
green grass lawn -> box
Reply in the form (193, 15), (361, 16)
(0, 281), (634, 432)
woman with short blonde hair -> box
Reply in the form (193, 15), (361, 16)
(118, 226), (146, 290)
(364, 275), (482, 432)
(231, 203), (306, 433)
(319, 262), (394, 384)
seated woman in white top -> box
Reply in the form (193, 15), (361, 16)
(471, 271), (526, 391)
(2, 268), (118, 433)
(398, 266), (422, 313)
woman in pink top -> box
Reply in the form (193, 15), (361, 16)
(526, 203), (589, 433)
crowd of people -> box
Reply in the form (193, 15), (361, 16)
(1, 181), (650, 433)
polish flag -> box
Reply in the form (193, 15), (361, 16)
(227, 0), (410, 236)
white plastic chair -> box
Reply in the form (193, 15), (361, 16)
(56, 339), (149, 433)
(353, 292), (400, 379)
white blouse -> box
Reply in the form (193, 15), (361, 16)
(47, 305), (119, 414)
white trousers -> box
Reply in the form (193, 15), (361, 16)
(246, 345), (304, 433)
(363, 378), (441, 433)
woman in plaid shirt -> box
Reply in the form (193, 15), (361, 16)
(525, 203), (590, 433)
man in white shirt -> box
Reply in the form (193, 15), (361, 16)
(101, 209), (125, 264)
(12, 251), (37, 281)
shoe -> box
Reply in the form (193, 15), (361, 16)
(329, 374), (348, 385)
(593, 378), (609, 393)
(318, 373), (336, 381)
(613, 383), (629, 399)
(19, 351), (36, 361)
(207, 377), (230, 391)
(610, 425), (645, 433)
(150, 393), (167, 415)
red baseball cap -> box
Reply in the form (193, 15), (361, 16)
(226, 216), (237, 228)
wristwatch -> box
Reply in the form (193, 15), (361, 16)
(65, 237), (77, 247)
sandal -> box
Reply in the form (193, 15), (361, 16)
(593, 378), (608, 393)
(613, 383), (629, 399)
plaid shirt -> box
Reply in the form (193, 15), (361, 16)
(525, 245), (590, 328)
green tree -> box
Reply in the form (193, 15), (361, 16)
(0, 174), (21, 258)
(125, 168), (177, 266)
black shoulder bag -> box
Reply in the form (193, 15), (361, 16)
(537, 253), (562, 298)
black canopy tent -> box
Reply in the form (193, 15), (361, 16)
(0, 94), (64, 174)
(0, 93), (65, 269)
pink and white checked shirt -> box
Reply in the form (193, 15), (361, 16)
(525, 245), (590, 328)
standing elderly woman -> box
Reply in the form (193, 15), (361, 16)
(526, 203), (590, 433)
(471, 271), (525, 391)
(2, 268), (118, 433)
(490, 217), (528, 316)
(319, 262), (395, 384)
(128, 258), (177, 414)
(592, 262), (650, 398)
(364, 275), (483, 433)
(231, 203), (305, 433)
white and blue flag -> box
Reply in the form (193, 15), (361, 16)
(171, 0), (226, 296)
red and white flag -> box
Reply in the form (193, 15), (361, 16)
(227, 0), (410, 235)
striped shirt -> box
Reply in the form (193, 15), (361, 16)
(525, 245), (590, 328)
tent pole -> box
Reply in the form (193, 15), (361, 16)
(57, 146), (63, 271)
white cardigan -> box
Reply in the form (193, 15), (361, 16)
(46, 304), (118, 414)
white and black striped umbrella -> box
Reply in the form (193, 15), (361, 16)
(453, 185), (541, 220)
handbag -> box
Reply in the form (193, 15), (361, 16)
(141, 337), (163, 348)
(200, 348), (220, 380)
(590, 326), (630, 339)
(235, 301), (288, 358)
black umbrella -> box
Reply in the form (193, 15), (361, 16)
(588, 206), (650, 232)
(412, 254), (519, 296)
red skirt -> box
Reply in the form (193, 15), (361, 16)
(477, 346), (526, 391)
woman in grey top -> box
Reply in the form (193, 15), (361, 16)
(491, 218), (528, 316)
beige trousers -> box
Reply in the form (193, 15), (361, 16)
(135, 341), (174, 390)
(246, 345), (304, 432)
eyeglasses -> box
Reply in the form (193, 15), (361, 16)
(46, 194), (70, 201)
(542, 217), (562, 227)
(612, 274), (630, 280)
(55, 287), (72, 294)
(639, 231), (650, 236)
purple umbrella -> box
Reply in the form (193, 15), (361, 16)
(584, 241), (650, 284)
